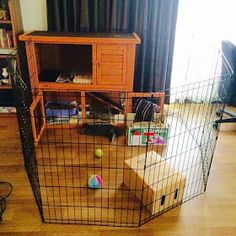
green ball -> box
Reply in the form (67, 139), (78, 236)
(95, 149), (104, 158)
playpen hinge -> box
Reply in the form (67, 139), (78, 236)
(16, 74), (28, 91)
(213, 120), (220, 129)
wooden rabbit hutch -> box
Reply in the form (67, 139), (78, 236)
(18, 31), (190, 227)
(19, 31), (140, 92)
(19, 31), (166, 140)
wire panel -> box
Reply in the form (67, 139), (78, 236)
(12, 51), (233, 227)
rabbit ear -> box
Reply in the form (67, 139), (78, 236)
(109, 132), (116, 143)
(80, 123), (88, 134)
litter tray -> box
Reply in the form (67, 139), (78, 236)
(45, 101), (77, 117)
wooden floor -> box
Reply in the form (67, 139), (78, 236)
(0, 109), (236, 235)
(35, 110), (206, 227)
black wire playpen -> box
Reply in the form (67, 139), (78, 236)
(10, 51), (233, 227)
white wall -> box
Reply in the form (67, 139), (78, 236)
(20, 0), (47, 32)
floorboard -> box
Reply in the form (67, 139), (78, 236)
(0, 106), (236, 235)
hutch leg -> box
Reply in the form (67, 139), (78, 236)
(81, 91), (86, 124)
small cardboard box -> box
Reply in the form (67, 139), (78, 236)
(126, 113), (168, 146)
(123, 151), (186, 215)
(127, 126), (169, 146)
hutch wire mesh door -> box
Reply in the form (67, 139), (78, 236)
(11, 51), (233, 227)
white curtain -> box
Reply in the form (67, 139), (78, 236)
(171, 0), (236, 101)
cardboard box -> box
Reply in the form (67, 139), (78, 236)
(126, 113), (168, 146)
(127, 126), (168, 146)
(123, 151), (186, 215)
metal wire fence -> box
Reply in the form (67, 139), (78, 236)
(10, 51), (233, 227)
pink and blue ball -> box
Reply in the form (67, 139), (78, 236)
(88, 174), (102, 189)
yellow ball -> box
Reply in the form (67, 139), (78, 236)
(95, 149), (104, 158)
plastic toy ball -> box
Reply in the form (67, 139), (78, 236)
(88, 174), (102, 189)
(95, 148), (104, 158)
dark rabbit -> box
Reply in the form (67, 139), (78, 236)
(80, 123), (121, 142)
